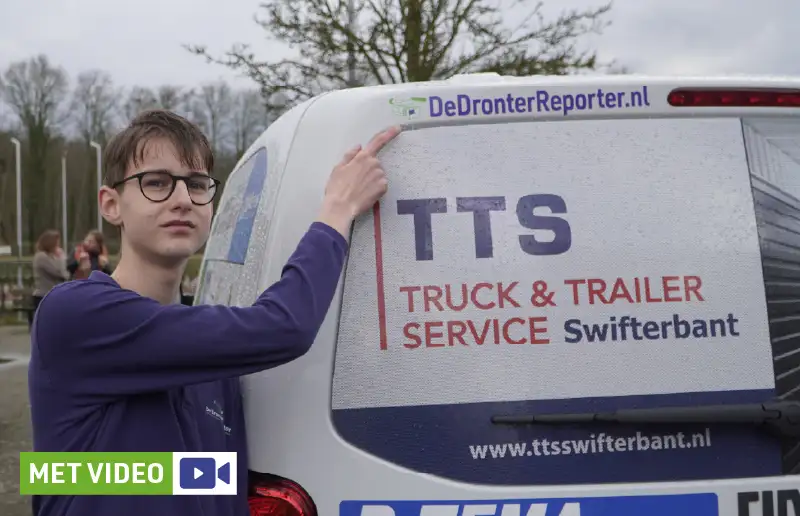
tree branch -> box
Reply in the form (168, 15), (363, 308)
(186, 0), (618, 107)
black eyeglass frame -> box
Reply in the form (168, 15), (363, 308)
(112, 171), (221, 206)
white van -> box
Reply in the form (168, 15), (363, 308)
(194, 74), (800, 516)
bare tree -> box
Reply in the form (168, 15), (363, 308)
(191, 81), (233, 154)
(264, 91), (288, 126)
(187, 0), (616, 108)
(69, 70), (119, 238)
(121, 86), (158, 122)
(156, 85), (194, 114)
(119, 85), (196, 124)
(0, 154), (12, 246)
(0, 54), (69, 246)
(230, 89), (267, 158)
(0, 107), (10, 131)
(71, 70), (119, 144)
(0, 59), (255, 255)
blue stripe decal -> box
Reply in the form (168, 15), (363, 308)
(340, 493), (719, 516)
(227, 148), (268, 264)
(332, 389), (781, 485)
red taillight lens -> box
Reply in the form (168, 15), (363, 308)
(667, 88), (800, 108)
(248, 474), (316, 516)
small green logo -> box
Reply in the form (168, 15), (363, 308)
(389, 97), (426, 119)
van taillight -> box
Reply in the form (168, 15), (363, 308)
(248, 473), (316, 516)
(667, 88), (800, 108)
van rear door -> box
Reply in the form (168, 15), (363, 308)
(331, 114), (799, 486)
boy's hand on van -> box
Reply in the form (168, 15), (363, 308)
(319, 125), (402, 239)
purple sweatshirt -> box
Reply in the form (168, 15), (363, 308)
(28, 222), (348, 516)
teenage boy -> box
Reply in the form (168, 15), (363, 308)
(29, 109), (399, 516)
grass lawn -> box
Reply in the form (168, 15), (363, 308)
(0, 313), (25, 326)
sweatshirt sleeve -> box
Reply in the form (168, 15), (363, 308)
(33, 222), (349, 397)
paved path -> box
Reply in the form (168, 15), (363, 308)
(0, 325), (32, 515)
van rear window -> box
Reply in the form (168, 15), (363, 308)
(195, 147), (268, 306)
(332, 117), (800, 485)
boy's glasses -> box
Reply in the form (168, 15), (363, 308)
(112, 171), (220, 206)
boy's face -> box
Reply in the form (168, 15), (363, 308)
(99, 138), (214, 265)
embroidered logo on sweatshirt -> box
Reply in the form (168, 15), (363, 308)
(205, 400), (232, 436)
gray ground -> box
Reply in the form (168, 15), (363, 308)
(0, 325), (32, 515)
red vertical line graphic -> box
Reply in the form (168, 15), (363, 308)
(373, 201), (388, 350)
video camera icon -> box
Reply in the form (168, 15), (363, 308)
(172, 452), (237, 495)
(179, 457), (231, 490)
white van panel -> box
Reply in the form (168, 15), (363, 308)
(218, 76), (800, 516)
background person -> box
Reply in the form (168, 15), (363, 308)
(30, 229), (69, 328)
(67, 229), (112, 279)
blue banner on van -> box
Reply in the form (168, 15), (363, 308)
(332, 390), (781, 485)
(340, 493), (719, 516)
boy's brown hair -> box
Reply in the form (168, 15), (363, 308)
(103, 109), (215, 187)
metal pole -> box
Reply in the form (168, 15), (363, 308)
(10, 137), (22, 290)
(62, 151), (68, 247)
(90, 141), (102, 230)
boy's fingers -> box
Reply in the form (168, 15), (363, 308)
(363, 125), (402, 156)
(338, 145), (362, 166)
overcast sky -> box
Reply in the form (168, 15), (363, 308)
(0, 0), (798, 92)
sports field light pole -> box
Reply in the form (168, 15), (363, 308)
(62, 150), (68, 247)
(10, 137), (23, 321)
(90, 141), (102, 230)
(10, 137), (22, 290)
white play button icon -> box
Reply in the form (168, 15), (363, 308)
(194, 467), (203, 480)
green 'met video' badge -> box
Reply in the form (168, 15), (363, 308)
(19, 451), (237, 495)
